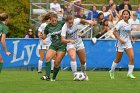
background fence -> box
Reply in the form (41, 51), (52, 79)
(1, 39), (140, 69)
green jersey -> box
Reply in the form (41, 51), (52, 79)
(44, 21), (66, 51)
(0, 22), (9, 38)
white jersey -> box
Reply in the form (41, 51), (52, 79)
(61, 18), (85, 51)
(38, 23), (51, 49)
(115, 19), (132, 49)
(61, 18), (82, 42)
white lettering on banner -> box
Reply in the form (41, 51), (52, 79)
(11, 40), (24, 63)
(24, 44), (36, 65)
(11, 40), (38, 66)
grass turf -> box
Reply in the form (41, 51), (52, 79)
(0, 71), (140, 93)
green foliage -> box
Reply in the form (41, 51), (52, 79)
(0, 0), (30, 38)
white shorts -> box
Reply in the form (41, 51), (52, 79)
(116, 45), (132, 52)
(38, 44), (50, 50)
(67, 41), (85, 51)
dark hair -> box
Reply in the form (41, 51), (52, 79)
(97, 12), (104, 19)
(103, 19), (108, 26)
(42, 12), (57, 22)
(42, 12), (55, 22)
(122, 9), (131, 18)
(65, 15), (75, 22)
(27, 28), (35, 38)
(0, 13), (8, 21)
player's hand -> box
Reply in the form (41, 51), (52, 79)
(69, 40), (77, 43)
(89, 20), (97, 26)
(78, 32), (82, 37)
(42, 39), (47, 45)
(132, 39), (135, 44)
(120, 39), (126, 44)
(6, 51), (11, 56)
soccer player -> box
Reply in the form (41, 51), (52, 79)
(37, 12), (55, 73)
(109, 10), (136, 79)
(41, 13), (66, 81)
(61, 15), (95, 80)
(0, 13), (11, 73)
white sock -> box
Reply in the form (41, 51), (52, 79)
(51, 59), (54, 70)
(128, 65), (134, 74)
(110, 61), (118, 72)
(38, 60), (43, 72)
(81, 63), (86, 74)
(70, 61), (77, 74)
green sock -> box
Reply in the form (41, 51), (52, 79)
(52, 67), (60, 80)
(45, 62), (51, 77)
(0, 63), (3, 73)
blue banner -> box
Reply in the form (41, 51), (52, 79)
(0, 39), (140, 68)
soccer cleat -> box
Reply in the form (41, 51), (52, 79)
(51, 70), (53, 73)
(127, 73), (136, 79)
(40, 75), (50, 81)
(109, 70), (115, 79)
(38, 71), (42, 74)
(51, 78), (56, 82)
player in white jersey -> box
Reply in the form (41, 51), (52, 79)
(37, 13), (54, 73)
(109, 10), (136, 79)
(61, 15), (95, 80)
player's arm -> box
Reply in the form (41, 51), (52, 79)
(129, 31), (135, 43)
(1, 34), (11, 56)
(61, 24), (76, 44)
(80, 18), (96, 26)
(113, 28), (126, 44)
(61, 36), (77, 44)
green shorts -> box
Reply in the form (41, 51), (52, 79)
(49, 43), (66, 52)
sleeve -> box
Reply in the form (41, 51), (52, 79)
(38, 23), (47, 33)
(74, 18), (81, 25)
(61, 23), (67, 37)
(44, 26), (49, 35)
(115, 21), (122, 31)
(2, 26), (8, 34)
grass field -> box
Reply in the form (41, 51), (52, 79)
(0, 71), (140, 93)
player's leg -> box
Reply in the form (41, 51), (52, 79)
(109, 49), (123, 79)
(51, 55), (56, 73)
(0, 55), (3, 73)
(51, 51), (66, 81)
(125, 48), (136, 79)
(41, 49), (56, 80)
(68, 48), (77, 74)
(38, 49), (45, 73)
(77, 48), (88, 80)
(77, 49), (86, 72)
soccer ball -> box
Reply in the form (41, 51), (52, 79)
(74, 72), (85, 81)
(41, 75), (47, 80)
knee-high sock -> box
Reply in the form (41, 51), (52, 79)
(70, 61), (77, 74)
(81, 63), (86, 74)
(38, 60), (43, 72)
(0, 63), (3, 73)
(52, 67), (60, 80)
(45, 61), (51, 77)
(51, 59), (54, 71)
(110, 61), (118, 72)
(128, 65), (134, 74)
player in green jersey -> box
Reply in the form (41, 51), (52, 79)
(41, 13), (66, 81)
(0, 13), (11, 73)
